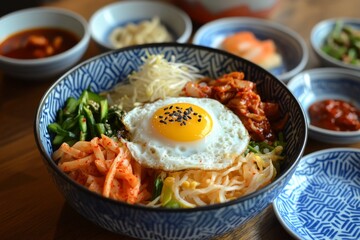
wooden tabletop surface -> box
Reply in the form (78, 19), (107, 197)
(1, 0), (359, 239)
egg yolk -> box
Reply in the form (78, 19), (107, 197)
(151, 102), (213, 142)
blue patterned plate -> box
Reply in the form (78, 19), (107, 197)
(273, 148), (360, 240)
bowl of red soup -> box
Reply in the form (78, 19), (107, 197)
(0, 7), (90, 80)
(287, 67), (360, 144)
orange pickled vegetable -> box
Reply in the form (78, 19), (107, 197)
(222, 31), (282, 69)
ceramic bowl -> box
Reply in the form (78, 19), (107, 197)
(274, 148), (360, 240)
(0, 7), (90, 80)
(173, 0), (279, 24)
(287, 67), (360, 144)
(311, 18), (360, 71)
(192, 17), (309, 82)
(34, 43), (307, 240)
(89, 1), (192, 51)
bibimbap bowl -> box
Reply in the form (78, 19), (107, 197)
(34, 43), (307, 240)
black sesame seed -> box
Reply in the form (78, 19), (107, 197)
(169, 119), (174, 122)
(183, 116), (188, 120)
(160, 120), (167, 124)
(193, 112), (198, 115)
(164, 107), (168, 110)
(182, 121), (186, 125)
(165, 111), (170, 114)
(159, 116), (163, 118)
(169, 105), (173, 109)
(198, 119), (201, 122)
(188, 116), (192, 119)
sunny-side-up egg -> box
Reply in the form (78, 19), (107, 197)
(122, 97), (250, 171)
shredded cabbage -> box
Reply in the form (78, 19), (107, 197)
(145, 146), (284, 208)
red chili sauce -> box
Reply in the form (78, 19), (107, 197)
(308, 99), (360, 131)
(0, 27), (79, 59)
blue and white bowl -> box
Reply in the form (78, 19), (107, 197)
(192, 17), (309, 83)
(273, 148), (360, 240)
(34, 43), (307, 240)
(311, 18), (360, 71)
(287, 67), (360, 144)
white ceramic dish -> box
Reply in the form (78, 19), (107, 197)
(192, 17), (308, 82)
(273, 148), (360, 240)
(0, 7), (90, 80)
(287, 68), (360, 144)
(89, 1), (192, 51)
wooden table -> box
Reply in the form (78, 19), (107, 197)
(1, 0), (359, 239)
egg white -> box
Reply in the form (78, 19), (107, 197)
(122, 97), (250, 171)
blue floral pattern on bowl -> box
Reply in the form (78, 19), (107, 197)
(35, 43), (307, 240)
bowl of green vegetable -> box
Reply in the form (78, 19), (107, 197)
(311, 18), (360, 70)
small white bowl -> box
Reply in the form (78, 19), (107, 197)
(192, 17), (309, 83)
(0, 7), (90, 80)
(89, 1), (192, 51)
(311, 18), (360, 71)
(287, 68), (360, 144)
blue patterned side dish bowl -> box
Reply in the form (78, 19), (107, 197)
(287, 67), (360, 144)
(34, 43), (307, 240)
(273, 148), (360, 240)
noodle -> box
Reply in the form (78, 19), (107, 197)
(144, 146), (283, 207)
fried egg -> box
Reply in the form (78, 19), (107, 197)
(122, 97), (249, 171)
